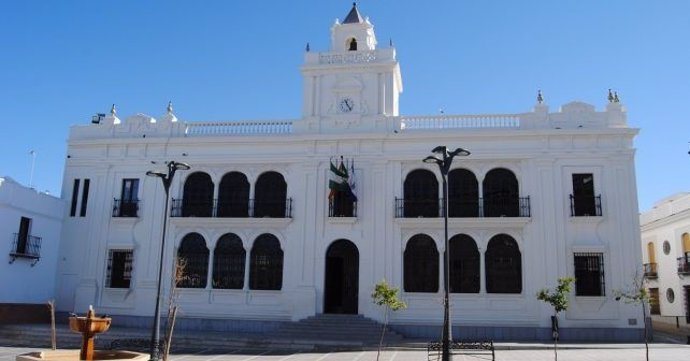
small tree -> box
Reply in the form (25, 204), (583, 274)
(615, 275), (650, 361)
(537, 277), (575, 361)
(371, 279), (407, 361)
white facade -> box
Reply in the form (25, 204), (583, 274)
(55, 5), (643, 340)
(640, 193), (690, 328)
(0, 177), (64, 303)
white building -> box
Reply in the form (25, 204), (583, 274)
(0, 177), (64, 303)
(640, 193), (690, 329)
(55, 4), (644, 341)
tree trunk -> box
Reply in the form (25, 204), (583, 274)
(377, 308), (389, 361)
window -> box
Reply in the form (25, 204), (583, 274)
(448, 234), (479, 293)
(80, 179), (90, 217)
(663, 240), (671, 255)
(574, 252), (605, 296)
(182, 172), (214, 217)
(485, 234), (522, 293)
(483, 168), (519, 217)
(403, 234), (439, 293)
(249, 234), (283, 290)
(402, 169), (438, 218)
(348, 38), (357, 51)
(212, 233), (246, 289)
(177, 233), (210, 288)
(667, 288), (675, 303)
(70, 179), (80, 217)
(571, 173), (599, 216)
(106, 250), (133, 288)
(114, 179), (139, 217)
(684, 286), (690, 323)
(448, 169), (479, 217)
(16, 217), (31, 255)
(217, 172), (250, 217)
(649, 288), (660, 315)
(254, 172), (288, 218)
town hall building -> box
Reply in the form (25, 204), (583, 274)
(54, 4), (644, 341)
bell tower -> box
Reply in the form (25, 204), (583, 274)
(298, 3), (403, 133)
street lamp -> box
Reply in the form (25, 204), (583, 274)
(423, 146), (471, 361)
(146, 161), (190, 361)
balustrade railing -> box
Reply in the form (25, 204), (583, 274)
(112, 199), (139, 217)
(394, 197), (531, 218)
(570, 194), (603, 217)
(185, 120), (293, 136)
(643, 263), (658, 279)
(10, 233), (41, 265)
(171, 198), (292, 218)
(328, 199), (358, 218)
(678, 255), (690, 275)
(401, 114), (520, 130)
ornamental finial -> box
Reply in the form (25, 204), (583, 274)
(607, 89), (614, 103)
(110, 104), (117, 116)
(167, 101), (173, 114)
(537, 90), (544, 104)
(613, 91), (620, 103)
(306, 42), (310, 52)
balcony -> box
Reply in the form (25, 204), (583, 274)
(394, 197), (531, 218)
(643, 263), (658, 279)
(328, 199), (358, 218)
(171, 198), (292, 218)
(569, 194), (602, 217)
(9, 233), (41, 266)
(112, 199), (139, 217)
(678, 255), (690, 275)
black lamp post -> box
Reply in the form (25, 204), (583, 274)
(146, 161), (190, 361)
(423, 146), (471, 361)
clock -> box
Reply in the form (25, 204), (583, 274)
(339, 97), (355, 113)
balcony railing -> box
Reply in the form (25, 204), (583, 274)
(9, 233), (41, 266)
(170, 198), (292, 218)
(112, 199), (139, 217)
(569, 194), (602, 217)
(643, 263), (658, 279)
(678, 255), (690, 275)
(394, 197), (531, 218)
(328, 199), (358, 218)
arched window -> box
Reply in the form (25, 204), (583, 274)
(449, 169), (479, 217)
(212, 233), (245, 289)
(182, 172), (214, 217)
(217, 172), (249, 217)
(485, 234), (522, 294)
(448, 234), (480, 293)
(177, 233), (209, 288)
(483, 168), (519, 217)
(683, 233), (690, 255)
(647, 242), (656, 263)
(404, 234), (439, 293)
(348, 38), (357, 51)
(254, 172), (287, 218)
(249, 234), (283, 290)
(403, 169), (439, 218)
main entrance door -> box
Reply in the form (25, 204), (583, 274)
(324, 239), (359, 314)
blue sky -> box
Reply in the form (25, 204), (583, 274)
(1, 1), (689, 212)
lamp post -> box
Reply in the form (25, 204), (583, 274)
(146, 161), (190, 361)
(423, 146), (471, 361)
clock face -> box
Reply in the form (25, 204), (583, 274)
(339, 97), (355, 113)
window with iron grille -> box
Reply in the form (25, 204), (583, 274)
(448, 169), (479, 217)
(182, 172), (214, 217)
(485, 234), (522, 293)
(403, 169), (439, 218)
(254, 172), (287, 218)
(249, 234), (283, 290)
(574, 252), (605, 296)
(213, 233), (246, 289)
(482, 168), (520, 217)
(217, 172), (250, 217)
(448, 234), (480, 293)
(649, 288), (660, 315)
(177, 233), (210, 288)
(404, 234), (439, 293)
(106, 250), (133, 288)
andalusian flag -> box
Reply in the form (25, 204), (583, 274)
(328, 157), (357, 201)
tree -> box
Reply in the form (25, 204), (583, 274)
(537, 277), (575, 361)
(615, 275), (651, 361)
(371, 279), (407, 361)
(162, 257), (187, 361)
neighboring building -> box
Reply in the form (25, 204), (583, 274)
(0, 177), (64, 303)
(640, 193), (690, 329)
(55, 4), (643, 341)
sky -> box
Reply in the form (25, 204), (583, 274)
(1, 0), (689, 212)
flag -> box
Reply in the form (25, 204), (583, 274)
(348, 159), (357, 202)
(328, 158), (347, 200)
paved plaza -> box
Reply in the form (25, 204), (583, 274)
(1, 344), (689, 361)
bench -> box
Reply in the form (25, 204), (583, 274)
(428, 340), (495, 361)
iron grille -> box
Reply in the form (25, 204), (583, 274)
(112, 199), (139, 217)
(574, 252), (605, 296)
(10, 233), (41, 259)
(171, 198), (293, 218)
(678, 254), (690, 275)
(643, 263), (658, 279)
(328, 198), (357, 217)
(569, 194), (602, 217)
(394, 197), (531, 218)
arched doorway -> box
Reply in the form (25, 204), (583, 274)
(324, 239), (359, 314)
